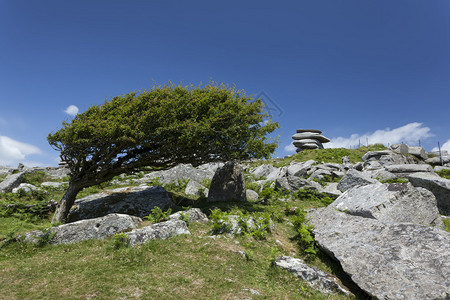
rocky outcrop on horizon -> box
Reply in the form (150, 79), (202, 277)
(291, 129), (330, 152)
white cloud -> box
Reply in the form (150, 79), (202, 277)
(0, 136), (41, 166)
(432, 139), (450, 153)
(64, 105), (79, 116)
(284, 142), (296, 153)
(326, 123), (432, 149)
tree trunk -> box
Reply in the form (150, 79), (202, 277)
(52, 181), (82, 224)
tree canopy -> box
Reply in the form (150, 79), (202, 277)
(48, 82), (279, 222)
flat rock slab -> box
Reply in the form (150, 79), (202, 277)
(68, 185), (173, 222)
(169, 208), (209, 223)
(408, 172), (450, 214)
(0, 172), (25, 193)
(292, 133), (330, 143)
(23, 213), (142, 245)
(385, 164), (432, 173)
(296, 129), (322, 133)
(127, 219), (190, 246)
(331, 182), (443, 228)
(308, 207), (450, 300)
(275, 256), (349, 295)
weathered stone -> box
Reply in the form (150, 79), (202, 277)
(127, 219), (190, 246)
(353, 162), (363, 171)
(337, 170), (378, 192)
(275, 175), (321, 192)
(318, 182), (342, 197)
(296, 129), (322, 134)
(68, 185), (173, 222)
(0, 172), (25, 193)
(293, 139), (323, 148)
(371, 169), (397, 181)
(390, 143), (409, 155)
(44, 167), (71, 179)
(292, 132), (331, 143)
(435, 166), (450, 173)
(385, 164), (432, 174)
(287, 160), (315, 177)
(426, 156), (450, 166)
(41, 181), (68, 188)
(331, 182), (443, 228)
(308, 207), (450, 300)
(169, 208), (208, 223)
(12, 183), (44, 194)
(207, 161), (246, 202)
(265, 166), (287, 182)
(246, 189), (259, 201)
(0, 166), (13, 177)
(23, 213), (142, 245)
(250, 164), (275, 178)
(308, 169), (332, 181)
(141, 164), (214, 185)
(184, 180), (206, 196)
(275, 256), (349, 295)
(197, 162), (224, 174)
(362, 150), (414, 167)
(300, 143), (323, 149)
(408, 172), (450, 214)
(408, 146), (428, 160)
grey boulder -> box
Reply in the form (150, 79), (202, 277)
(292, 132), (330, 143)
(68, 185), (173, 222)
(385, 164), (432, 174)
(23, 213), (142, 245)
(287, 160), (315, 177)
(308, 207), (450, 300)
(207, 161), (246, 202)
(142, 163), (213, 185)
(169, 208), (209, 223)
(127, 219), (190, 246)
(331, 182), (443, 228)
(408, 172), (450, 214)
(337, 169), (378, 192)
(0, 172), (25, 193)
(362, 150), (415, 167)
(275, 256), (349, 295)
(275, 175), (321, 192)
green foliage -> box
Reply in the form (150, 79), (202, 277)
(111, 233), (130, 249)
(22, 171), (47, 186)
(436, 169), (450, 180)
(209, 209), (232, 234)
(259, 182), (285, 203)
(143, 207), (173, 223)
(378, 177), (409, 184)
(0, 200), (56, 222)
(36, 228), (56, 247)
(443, 218), (450, 233)
(164, 179), (189, 194)
(312, 174), (340, 186)
(179, 211), (190, 226)
(201, 179), (212, 189)
(291, 209), (317, 258)
(293, 188), (335, 207)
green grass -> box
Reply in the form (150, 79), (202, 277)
(0, 222), (355, 300)
(436, 169), (450, 180)
(444, 218), (450, 232)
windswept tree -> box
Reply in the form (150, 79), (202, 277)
(48, 82), (279, 223)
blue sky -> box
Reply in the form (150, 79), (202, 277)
(1, 0), (449, 167)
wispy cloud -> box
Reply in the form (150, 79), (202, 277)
(284, 142), (296, 153)
(326, 123), (432, 149)
(0, 135), (41, 166)
(64, 105), (79, 117)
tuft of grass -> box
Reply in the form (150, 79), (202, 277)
(443, 218), (450, 233)
(436, 169), (450, 180)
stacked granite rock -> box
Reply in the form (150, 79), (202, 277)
(292, 129), (330, 152)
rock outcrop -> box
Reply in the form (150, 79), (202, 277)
(68, 185), (173, 222)
(331, 182), (443, 228)
(291, 129), (330, 152)
(207, 161), (246, 202)
(337, 169), (378, 192)
(308, 207), (450, 300)
(127, 219), (190, 246)
(23, 213), (142, 245)
(275, 256), (349, 295)
(0, 172), (25, 193)
(408, 172), (450, 214)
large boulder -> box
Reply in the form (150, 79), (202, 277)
(308, 207), (450, 300)
(408, 172), (450, 214)
(275, 256), (349, 295)
(292, 132), (331, 143)
(408, 146), (428, 160)
(287, 160), (315, 177)
(384, 164), (432, 174)
(168, 208), (208, 224)
(207, 161), (246, 202)
(362, 150), (415, 168)
(68, 185), (173, 222)
(331, 182), (443, 228)
(336, 169), (378, 192)
(250, 164), (275, 178)
(426, 156), (450, 166)
(275, 175), (321, 192)
(23, 213), (142, 245)
(0, 172), (25, 193)
(141, 163), (214, 185)
(127, 219), (190, 246)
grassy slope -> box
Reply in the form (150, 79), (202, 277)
(1, 145), (448, 299)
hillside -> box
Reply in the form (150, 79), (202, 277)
(0, 146), (449, 299)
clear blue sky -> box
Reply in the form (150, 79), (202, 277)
(1, 0), (449, 166)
